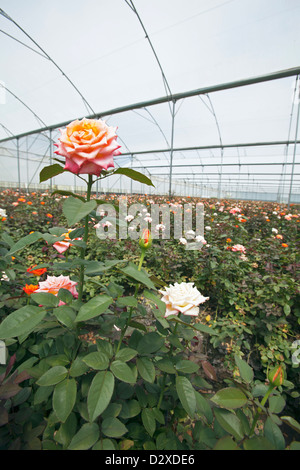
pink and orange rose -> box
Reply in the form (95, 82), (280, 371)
(35, 275), (78, 305)
(54, 118), (121, 176)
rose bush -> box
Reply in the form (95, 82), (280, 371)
(0, 120), (299, 450)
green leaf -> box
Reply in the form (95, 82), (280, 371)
(211, 387), (248, 409)
(31, 292), (60, 308)
(75, 295), (113, 322)
(63, 196), (97, 226)
(143, 290), (166, 316)
(120, 262), (156, 290)
(284, 304), (291, 315)
(175, 360), (199, 374)
(213, 435), (241, 450)
(280, 416), (300, 434)
(243, 436), (275, 450)
(137, 332), (164, 355)
(0, 306), (47, 339)
(113, 167), (154, 187)
(175, 376), (196, 418)
(53, 378), (77, 423)
(36, 366), (68, 386)
(136, 357), (156, 383)
(195, 391), (213, 424)
(87, 371), (115, 422)
(52, 190), (85, 202)
(115, 348), (138, 362)
(7, 231), (42, 256)
(69, 356), (89, 378)
(192, 322), (218, 335)
(117, 296), (138, 307)
(264, 417), (285, 450)
(101, 417), (128, 438)
(57, 288), (74, 304)
(269, 395), (286, 414)
(110, 360), (136, 384)
(54, 306), (76, 329)
(54, 413), (77, 448)
(141, 408), (156, 437)
(82, 351), (109, 370)
(155, 358), (176, 374)
(40, 163), (65, 183)
(214, 408), (244, 441)
(118, 400), (141, 419)
(234, 355), (254, 384)
(93, 439), (116, 450)
(68, 423), (99, 450)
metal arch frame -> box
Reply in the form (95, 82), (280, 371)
(1, 66), (300, 202)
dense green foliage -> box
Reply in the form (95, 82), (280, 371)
(0, 183), (299, 450)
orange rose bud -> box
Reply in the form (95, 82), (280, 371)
(139, 229), (152, 250)
(268, 365), (284, 387)
(23, 284), (39, 295)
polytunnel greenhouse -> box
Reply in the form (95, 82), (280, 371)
(0, 0), (300, 453)
(1, 0), (300, 203)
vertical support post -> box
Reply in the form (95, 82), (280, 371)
(130, 154), (133, 194)
(288, 81), (300, 209)
(26, 136), (29, 192)
(217, 146), (224, 200)
(17, 137), (20, 193)
(169, 100), (176, 197)
(49, 129), (53, 192)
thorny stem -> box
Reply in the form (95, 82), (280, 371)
(249, 384), (275, 436)
(115, 249), (146, 354)
(78, 174), (93, 302)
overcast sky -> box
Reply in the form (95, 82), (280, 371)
(0, 0), (300, 197)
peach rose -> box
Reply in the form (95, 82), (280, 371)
(231, 244), (246, 254)
(54, 118), (121, 176)
(35, 275), (78, 305)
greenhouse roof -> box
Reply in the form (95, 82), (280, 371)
(1, 0), (300, 201)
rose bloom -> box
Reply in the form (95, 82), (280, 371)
(231, 244), (246, 254)
(35, 275), (78, 304)
(229, 207), (241, 214)
(27, 265), (47, 276)
(53, 229), (81, 254)
(54, 118), (121, 176)
(23, 284), (39, 295)
(159, 282), (209, 318)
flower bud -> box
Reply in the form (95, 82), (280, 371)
(268, 364), (284, 387)
(139, 229), (152, 250)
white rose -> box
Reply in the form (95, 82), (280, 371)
(159, 282), (209, 318)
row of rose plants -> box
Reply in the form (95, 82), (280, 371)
(0, 118), (299, 450)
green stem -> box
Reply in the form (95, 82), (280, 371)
(157, 374), (166, 410)
(249, 384), (275, 436)
(115, 249), (146, 354)
(78, 174), (93, 302)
